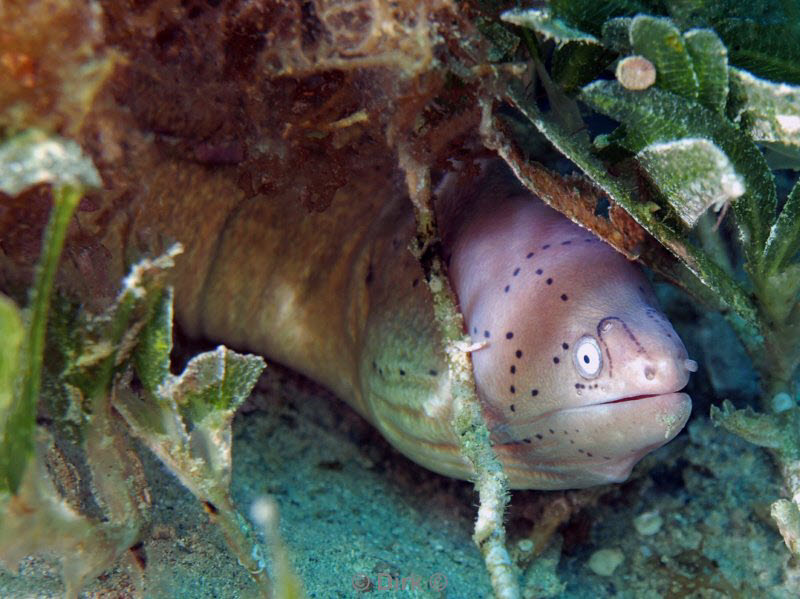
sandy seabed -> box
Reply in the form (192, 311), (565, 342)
(0, 288), (798, 599)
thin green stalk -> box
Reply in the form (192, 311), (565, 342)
(206, 493), (272, 598)
(2, 185), (80, 492)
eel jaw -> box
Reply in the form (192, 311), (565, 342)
(496, 391), (692, 489)
(606, 392), (669, 404)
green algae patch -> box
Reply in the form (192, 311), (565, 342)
(0, 130), (296, 597)
(490, 0), (800, 563)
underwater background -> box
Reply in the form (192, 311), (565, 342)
(1, 0), (800, 597)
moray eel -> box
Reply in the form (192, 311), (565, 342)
(113, 160), (693, 490)
(442, 167), (694, 488)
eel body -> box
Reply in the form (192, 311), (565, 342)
(102, 161), (693, 490)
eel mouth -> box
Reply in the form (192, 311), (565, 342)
(606, 393), (661, 404)
(511, 391), (690, 430)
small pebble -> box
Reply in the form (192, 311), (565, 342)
(517, 539), (534, 553)
(616, 55), (656, 90)
(772, 391), (794, 413)
(587, 548), (624, 576)
(634, 510), (663, 536)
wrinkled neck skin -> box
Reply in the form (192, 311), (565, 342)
(440, 165), (693, 488)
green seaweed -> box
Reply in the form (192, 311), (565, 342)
(116, 287), (273, 595)
(1, 186), (79, 492)
(683, 28), (729, 113)
(635, 137), (744, 227)
(0, 296), (23, 488)
(0, 130), (96, 492)
(501, 8), (599, 45)
(0, 131), (297, 597)
(629, 16), (699, 101)
(581, 81), (777, 267)
(497, 0), (800, 560)
(548, 0), (800, 83)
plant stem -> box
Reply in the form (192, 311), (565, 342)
(206, 492), (272, 598)
(398, 144), (519, 599)
(2, 184), (80, 492)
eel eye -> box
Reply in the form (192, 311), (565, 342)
(574, 336), (602, 379)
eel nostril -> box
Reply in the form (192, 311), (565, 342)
(644, 365), (656, 381)
(684, 359), (698, 373)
